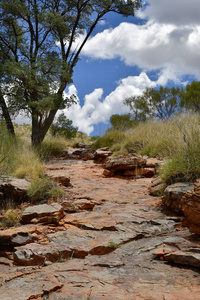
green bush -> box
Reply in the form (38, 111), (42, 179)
(50, 113), (78, 139)
(27, 177), (65, 203)
(0, 209), (21, 228)
(92, 131), (127, 150)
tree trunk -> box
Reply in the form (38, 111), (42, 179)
(0, 89), (15, 137)
(31, 108), (57, 146)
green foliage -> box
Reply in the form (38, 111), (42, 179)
(50, 113), (78, 139)
(124, 86), (181, 120)
(94, 113), (200, 184)
(92, 132), (127, 150)
(27, 177), (65, 203)
(180, 81), (200, 112)
(0, 0), (142, 145)
(0, 121), (18, 176)
(108, 242), (118, 249)
(160, 115), (200, 183)
(0, 209), (21, 228)
(37, 136), (70, 160)
(90, 135), (100, 141)
(109, 114), (137, 131)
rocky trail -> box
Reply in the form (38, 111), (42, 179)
(0, 156), (200, 299)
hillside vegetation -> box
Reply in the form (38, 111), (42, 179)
(1, 113), (200, 194)
(0, 122), (95, 209)
(93, 113), (200, 184)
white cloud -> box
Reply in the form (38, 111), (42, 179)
(75, 0), (200, 84)
(80, 21), (200, 82)
(62, 72), (155, 135)
(138, 0), (200, 26)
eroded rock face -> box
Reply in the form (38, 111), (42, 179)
(93, 147), (113, 163)
(21, 203), (64, 224)
(181, 179), (200, 234)
(162, 182), (194, 213)
(0, 176), (30, 203)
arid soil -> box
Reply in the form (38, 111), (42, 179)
(0, 159), (200, 299)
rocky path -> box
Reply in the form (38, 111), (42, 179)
(1, 159), (200, 299)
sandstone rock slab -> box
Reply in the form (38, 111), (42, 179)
(21, 203), (64, 224)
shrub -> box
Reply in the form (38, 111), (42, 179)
(0, 209), (21, 228)
(37, 136), (70, 160)
(27, 177), (65, 203)
(50, 113), (78, 139)
(92, 131), (127, 150)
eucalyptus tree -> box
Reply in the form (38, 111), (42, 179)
(180, 81), (200, 113)
(124, 86), (181, 121)
(0, 0), (142, 146)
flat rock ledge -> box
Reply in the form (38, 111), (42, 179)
(21, 203), (64, 225)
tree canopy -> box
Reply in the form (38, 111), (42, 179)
(124, 86), (181, 121)
(180, 81), (200, 112)
(50, 112), (78, 139)
(0, 0), (142, 145)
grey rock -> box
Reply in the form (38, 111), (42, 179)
(0, 176), (30, 202)
(162, 182), (194, 212)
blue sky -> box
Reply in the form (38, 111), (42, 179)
(15, 0), (200, 136)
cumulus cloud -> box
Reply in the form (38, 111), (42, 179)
(62, 72), (155, 135)
(76, 0), (200, 84)
(138, 0), (200, 26)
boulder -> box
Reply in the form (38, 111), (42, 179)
(162, 182), (194, 213)
(149, 177), (167, 196)
(181, 179), (200, 234)
(0, 176), (30, 203)
(21, 203), (64, 224)
(103, 153), (146, 171)
(93, 147), (113, 163)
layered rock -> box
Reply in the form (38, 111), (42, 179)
(162, 182), (194, 213)
(21, 203), (64, 225)
(62, 147), (94, 160)
(0, 225), (38, 246)
(93, 147), (113, 163)
(1, 159), (200, 299)
(181, 179), (200, 234)
(102, 153), (159, 178)
(0, 176), (30, 203)
(149, 177), (167, 196)
(154, 236), (200, 268)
